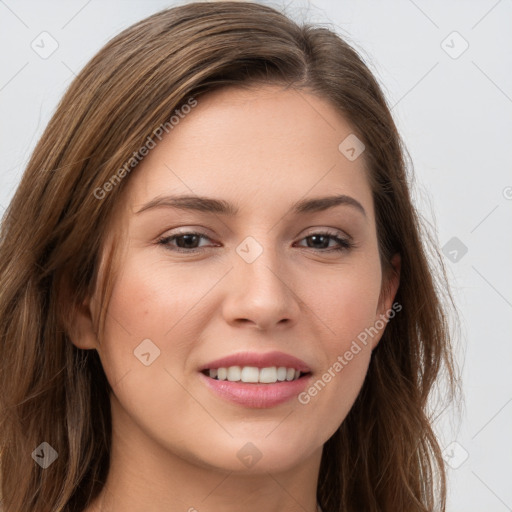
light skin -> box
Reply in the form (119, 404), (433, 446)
(74, 84), (400, 512)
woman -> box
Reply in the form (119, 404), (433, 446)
(0, 2), (458, 511)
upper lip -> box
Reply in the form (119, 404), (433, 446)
(199, 350), (311, 373)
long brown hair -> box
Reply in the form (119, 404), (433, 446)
(0, 2), (458, 510)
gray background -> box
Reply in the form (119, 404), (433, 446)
(1, 1), (511, 510)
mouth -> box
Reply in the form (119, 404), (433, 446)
(197, 351), (313, 407)
(201, 366), (311, 383)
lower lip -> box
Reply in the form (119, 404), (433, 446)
(198, 372), (312, 408)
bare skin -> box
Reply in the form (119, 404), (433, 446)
(74, 84), (400, 512)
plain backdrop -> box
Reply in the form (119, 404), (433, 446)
(1, 1), (511, 511)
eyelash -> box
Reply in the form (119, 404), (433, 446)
(156, 230), (355, 254)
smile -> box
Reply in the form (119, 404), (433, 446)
(202, 366), (306, 383)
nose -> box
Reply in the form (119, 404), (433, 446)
(221, 241), (301, 331)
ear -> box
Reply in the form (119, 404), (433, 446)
(68, 295), (100, 350)
(60, 276), (100, 351)
(372, 252), (401, 349)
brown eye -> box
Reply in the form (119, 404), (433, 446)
(157, 232), (212, 252)
(296, 232), (354, 252)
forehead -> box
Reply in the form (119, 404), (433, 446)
(122, 84), (374, 222)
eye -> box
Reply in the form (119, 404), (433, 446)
(294, 231), (354, 252)
(157, 230), (354, 253)
(157, 231), (213, 252)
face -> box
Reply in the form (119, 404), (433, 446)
(74, 85), (400, 475)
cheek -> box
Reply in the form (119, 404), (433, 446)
(104, 256), (190, 337)
(95, 250), (230, 402)
(297, 300), (375, 439)
(94, 255), (181, 384)
(94, 256), (211, 446)
(294, 256), (381, 428)
(302, 253), (382, 349)
(97, 251), (215, 358)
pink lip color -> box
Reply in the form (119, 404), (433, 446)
(199, 350), (311, 373)
(198, 350), (313, 408)
(198, 372), (312, 408)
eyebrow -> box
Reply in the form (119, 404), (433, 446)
(135, 194), (366, 217)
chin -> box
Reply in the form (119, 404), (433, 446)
(187, 435), (316, 474)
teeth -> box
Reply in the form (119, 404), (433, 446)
(241, 366), (259, 383)
(227, 366), (241, 381)
(259, 367), (277, 383)
(208, 366), (304, 383)
(276, 367), (287, 381)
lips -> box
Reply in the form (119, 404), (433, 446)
(198, 350), (313, 408)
